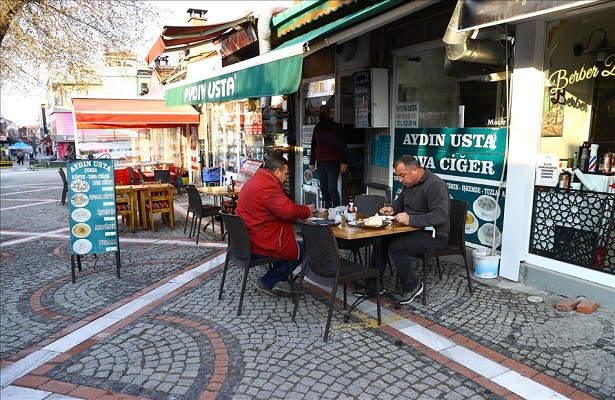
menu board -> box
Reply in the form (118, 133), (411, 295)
(67, 159), (118, 255)
(371, 134), (390, 167)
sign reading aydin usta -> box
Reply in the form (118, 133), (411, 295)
(394, 127), (507, 179)
(165, 54), (303, 106)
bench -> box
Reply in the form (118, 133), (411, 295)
(29, 159), (39, 167)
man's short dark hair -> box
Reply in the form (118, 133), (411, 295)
(264, 155), (288, 171)
(394, 155), (421, 169)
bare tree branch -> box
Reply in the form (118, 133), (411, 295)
(0, 0), (167, 94)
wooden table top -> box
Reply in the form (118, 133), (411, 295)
(197, 186), (240, 196)
(308, 212), (419, 240)
(115, 183), (171, 191)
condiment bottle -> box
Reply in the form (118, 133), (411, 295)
(579, 141), (590, 172)
(558, 170), (570, 189)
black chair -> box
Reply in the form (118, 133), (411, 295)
(154, 169), (171, 184)
(58, 168), (68, 205)
(336, 194), (385, 264)
(412, 199), (474, 305)
(217, 211), (290, 316)
(185, 185), (223, 243)
(138, 169), (147, 184)
(127, 166), (140, 185)
(293, 220), (381, 342)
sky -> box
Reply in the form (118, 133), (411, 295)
(0, 1), (294, 127)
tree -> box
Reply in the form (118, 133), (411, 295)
(0, 0), (167, 94)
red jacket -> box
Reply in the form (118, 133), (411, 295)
(236, 168), (311, 260)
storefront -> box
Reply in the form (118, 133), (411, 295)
(426, 0), (615, 305)
(71, 97), (199, 170)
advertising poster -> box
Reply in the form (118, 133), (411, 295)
(67, 159), (118, 255)
(371, 134), (390, 167)
(395, 102), (420, 128)
(302, 147), (318, 187)
(393, 127), (507, 249)
(353, 69), (371, 128)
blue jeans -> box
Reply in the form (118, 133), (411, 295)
(316, 161), (341, 208)
(371, 231), (447, 292)
(254, 241), (304, 289)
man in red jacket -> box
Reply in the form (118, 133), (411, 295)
(236, 155), (313, 296)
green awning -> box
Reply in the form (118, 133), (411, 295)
(165, 0), (401, 106)
(272, 0), (357, 37)
(277, 0), (401, 50)
(165, 43), (305, 106)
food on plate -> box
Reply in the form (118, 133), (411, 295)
(465, 212), (475, 225)
(304, 169), (312, 183)
(364, 214), (383, 227)
(73, 239), (92, 255)
(72, 223), (91, 238)
(71, 193), (89, 207)
(70, 180), (90, 192)
(71, 208), (91, 223)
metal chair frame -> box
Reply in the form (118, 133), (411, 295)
(293, 220), (381, 342)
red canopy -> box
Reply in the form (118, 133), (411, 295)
(72, 97), (200, 130)
(145, 15), (253, 64)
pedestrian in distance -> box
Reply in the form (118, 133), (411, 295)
(309, 105), (348, 208)
(16, 150), (24, 165)
(235, 155), (314, 296)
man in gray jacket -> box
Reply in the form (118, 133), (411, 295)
(375, 155), (450, 304)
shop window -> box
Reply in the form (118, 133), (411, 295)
(541, 9), (615, 164)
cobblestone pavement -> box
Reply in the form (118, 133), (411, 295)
(1, 167), (614, 400)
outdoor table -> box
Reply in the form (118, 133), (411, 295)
(197, 185), (240, 214)
(116, 183), (173, 229)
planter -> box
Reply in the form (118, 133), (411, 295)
(0, 160), (13, 168)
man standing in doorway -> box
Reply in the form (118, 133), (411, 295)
(309, 105), (348, 208)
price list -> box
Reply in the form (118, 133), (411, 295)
(67, 159), (118, 255)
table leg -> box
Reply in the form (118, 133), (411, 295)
(139, 190), (148, 229)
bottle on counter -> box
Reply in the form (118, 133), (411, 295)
(558, 170), (571, 189)
(572, 152), (578, 170)
(604, 151), (613, 174)
(230, 176), (235, 191)
(579, 141), (590, 172)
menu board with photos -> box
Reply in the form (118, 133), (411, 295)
(67, 159), (118, 256)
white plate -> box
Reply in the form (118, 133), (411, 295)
(308, 217), (324, 221)
(379, 215), (395, 220)
(73, 239), (92, 255)
(473, 195), (501, 222)
(465, 211), (478, 234)
(70, 193), (89, 208)
(71, 208), (92, 223)
(69, 180), (90, 193)
(477, 223), (501, 247)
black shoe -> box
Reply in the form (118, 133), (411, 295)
(395, 282), (424, 305)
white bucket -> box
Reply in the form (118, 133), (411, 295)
(472, 249), (500, 279)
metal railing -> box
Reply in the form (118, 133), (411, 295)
(529, 186), (614, 275)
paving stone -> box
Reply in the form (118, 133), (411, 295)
(577, 300), (599, 314)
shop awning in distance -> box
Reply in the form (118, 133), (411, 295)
(72, 97), (200, 130)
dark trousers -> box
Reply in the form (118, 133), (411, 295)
(316, 161), (341, 208)
(254, 241), (304, 289)
(371, 231), (448, 292)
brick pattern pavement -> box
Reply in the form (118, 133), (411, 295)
(1, 169), (613, 399)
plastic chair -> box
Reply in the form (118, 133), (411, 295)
(217, 211), (291, 316)
(411, 199), (474, 305)
(336, 194), (385, 264)
(185, 185), (223, 243)
(58, 168), (68, 205)
(293, 220), (381, 342)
